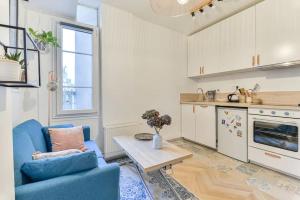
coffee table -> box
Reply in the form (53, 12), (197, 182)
(113, 136), (193, 200)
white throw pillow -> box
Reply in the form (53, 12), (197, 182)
(32, 149), (83, 160)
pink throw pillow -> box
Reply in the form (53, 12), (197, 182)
(48, 126), (87, 152)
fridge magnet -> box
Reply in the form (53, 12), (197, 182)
(222, 119), (226, 125)
(229, 129), (233, 133)
(237, 130), (242, 137)
(236, 122), (241, 127)
(236, 115), (242, 121)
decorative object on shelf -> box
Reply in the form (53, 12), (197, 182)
(141, 110), (172, 149)
(0, 57), (22, 81)
(149, 0), (223, 18)
(4, 51), (26, 81)
(47, 71), (58, 126)
(0, 24), (41, 88)
(28, 28), (59, 53)
(134, 133), (153, 141)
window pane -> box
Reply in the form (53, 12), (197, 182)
(62, 28), (75, 52)
(63, 28), (92, 54)
(63, 87), (93, 111)
(62, 52), (93, 87)
(75, 31), (93, 54)
(77, 5), (98, 27)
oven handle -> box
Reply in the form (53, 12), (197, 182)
(251, 117), (298, 126)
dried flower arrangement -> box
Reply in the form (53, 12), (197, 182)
(141, 109), (172, 134)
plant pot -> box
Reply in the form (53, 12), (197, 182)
(0, 59), (22, 81)
(152, 133), (163, 149)
(34, 40), (49, 53)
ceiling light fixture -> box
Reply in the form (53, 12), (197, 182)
(177, 0), (189, 5)
(190, 0), (223, 19)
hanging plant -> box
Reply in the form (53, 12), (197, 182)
(28, 28), (60, 52)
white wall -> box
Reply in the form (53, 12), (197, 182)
(195, 67), (300, 93)
(0, 1), (15, 199)
(101, 4), (196, 139)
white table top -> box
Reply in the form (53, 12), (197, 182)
(113, 136), (193, 172)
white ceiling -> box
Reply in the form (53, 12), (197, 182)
(25, 0), (263, 35)
(102, 0), (262, 35)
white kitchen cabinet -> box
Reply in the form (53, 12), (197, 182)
(195, 105), (216, 149)
(219, 7), (255, 72)
(181, 104), (196, 141)
(188, 32), (205, 77)
(201, 24), (220, 75)
(187, 24), (220, 77)
(256, 0), (300, 66)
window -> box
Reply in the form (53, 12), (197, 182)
(76, 5), (98, 27)
(57, 23), (97, 115)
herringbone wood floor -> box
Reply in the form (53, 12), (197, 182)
(169, 139), (300, 200)
(172, 158), (274, 200)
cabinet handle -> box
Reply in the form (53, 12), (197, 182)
(202, 67), (204, 74)
(252, 56), (256, 66)
(200, 105), (208, 108)
(199, 67), (202, 75)
(193, 105), (195, 113)
(265, 152), (281, 159)
(257, 54), (260, 66)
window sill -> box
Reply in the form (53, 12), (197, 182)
(53, 112), (99, 120)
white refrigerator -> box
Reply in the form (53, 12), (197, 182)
(217, 107), (248, 162)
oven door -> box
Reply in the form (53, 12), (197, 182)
(248, 115), (300, 159)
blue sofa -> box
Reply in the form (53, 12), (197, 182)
(13, 119), (120, 200)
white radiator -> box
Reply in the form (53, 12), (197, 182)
(104, 122), (140, 159)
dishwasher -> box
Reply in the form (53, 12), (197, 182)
(217, 107), (248, 162)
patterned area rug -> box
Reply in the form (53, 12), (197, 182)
(109, 157), (198, 200)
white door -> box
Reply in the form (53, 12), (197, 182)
(219, 7), (255, 72)
(201, 25), (220, 75)
(181, 104), (196, 141)
(217, 108), (248, 162)
(195, 105), (216, 148)
(187, 32), (205, 77)
(256, 0), (300, 66)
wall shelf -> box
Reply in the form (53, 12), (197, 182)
(0, 24), (41, 88)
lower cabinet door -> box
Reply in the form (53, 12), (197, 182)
(181, 104), (196, 141)
(195, 105), (216, 148)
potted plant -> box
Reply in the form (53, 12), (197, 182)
(28, 28), (59, 52)
(141, 110), (172, 149)
(0, 51), (24, 81)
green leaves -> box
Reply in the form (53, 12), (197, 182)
(28, 28), (60, 48)
(4, 51), (25, 69)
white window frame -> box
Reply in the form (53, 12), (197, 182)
(55, 21), (99, 117)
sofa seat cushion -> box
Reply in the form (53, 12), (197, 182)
(21, 151), (98, 182)
(85, 141), (104, 159)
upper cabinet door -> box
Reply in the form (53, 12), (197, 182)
(256, 0), (300, 66)
(188, 32), (205, 77)
(201, 24), (220, 75)
(219, 7), (255, 72)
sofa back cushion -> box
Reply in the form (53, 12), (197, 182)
(21, 151), (98, 182)
(13, 119), (48, 186)
(42, 124), (74, 152)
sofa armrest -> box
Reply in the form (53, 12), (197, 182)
(15, 164), (120, 200)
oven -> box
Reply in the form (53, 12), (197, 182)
(248, 108), (300, 160)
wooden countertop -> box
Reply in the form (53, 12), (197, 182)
(180, 101), (300, 111)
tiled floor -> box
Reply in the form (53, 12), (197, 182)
(169, 139), (300, 200)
